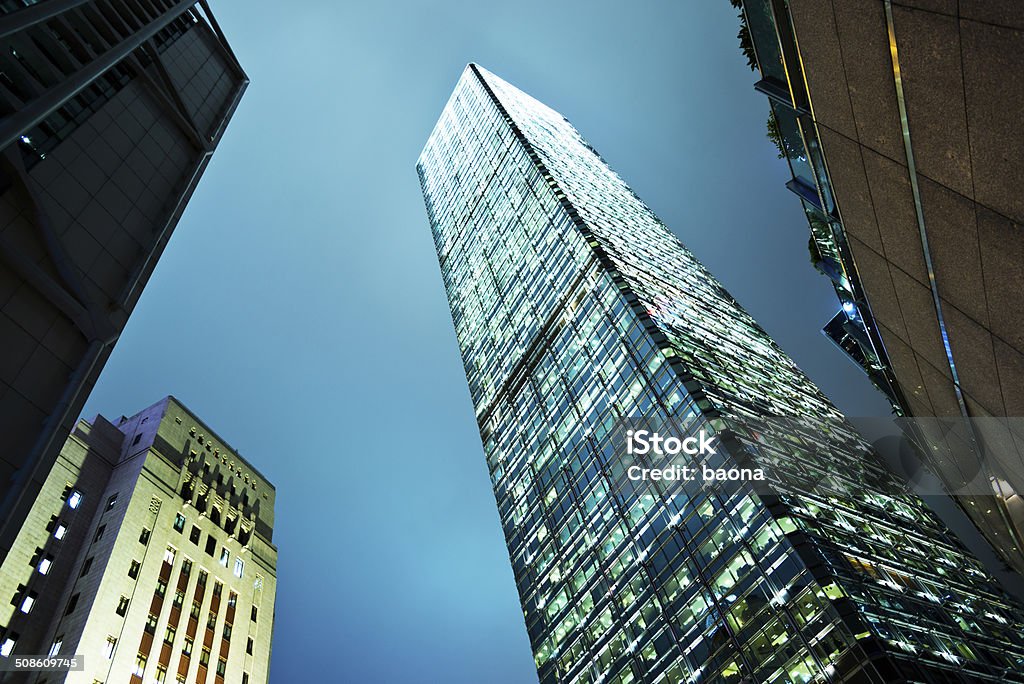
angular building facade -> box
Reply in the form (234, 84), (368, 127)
(418, 65), (1024, 683)
(0, 1), (247, 569)
(735, 0), (1024, 575)
(0, 396), (277, 684)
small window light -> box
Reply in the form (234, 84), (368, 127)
(38, 556), (53, 575)
(68, 490), (83, 509)
(54, 523), (67, 540)
(0, 636), (16, 657)
(19, 594), (35, 614)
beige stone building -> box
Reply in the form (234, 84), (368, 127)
(0, 397), (276, 684)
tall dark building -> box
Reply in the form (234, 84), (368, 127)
(418, 65), (1024, 683)
(0, 1), (246, 568)
(736, 0), (1024, 574)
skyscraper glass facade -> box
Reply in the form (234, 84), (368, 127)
(417, 65), (1024, 684)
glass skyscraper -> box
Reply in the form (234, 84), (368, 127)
(417, 65), (1024, 683)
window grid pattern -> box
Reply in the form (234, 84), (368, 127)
(418, 65), (1024, 684)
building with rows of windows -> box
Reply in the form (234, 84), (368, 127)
(418, 64), (1024, 683)
(0, 397), (276, 684)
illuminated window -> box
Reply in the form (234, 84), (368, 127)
(183, 637), (193, 657)
(19, 592), (37, 613)
(67, 490), (83, 509)
(164, 546), (177, 564)
(233, 558), (244, 578)
(37, 555), (53, 575)
(48, 637), (62, 657)
(54, 523), (67, 540)
(174, 513), (186, 533)
(0, 635), (15, 657)
(132, 653), (146, 677)
(219, 548), (229, 568)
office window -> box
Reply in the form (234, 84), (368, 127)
(227, 592), (237, 609)
(190, 601), (202, 619)
(183, 636), (194, 657)
(37, 555), (53, 575)
(0, 634), (16, 657)
(219, 548), (229, 568)
(128, 560), (140, 579)
(233, 558), (244, 578)
(198, 569), (208, 586)
(81, 557), (94, 577)
(155, 664), (167, 683)
(19, 592), (37, 614)
(174, 513), (186, 533)
(199, 648), (210, 666)
(102, 636), (116, 660)
(222, 624), (231, 641)
(47, 637), (62, 657)
(105, 494), (118, 511)
(155, 580), (167, 599)
(145, 614), (158, 634)
(205, 536), (216, 557)
(164, 625), (176, 645)
(67, 490), (82, 509)
(139, 528), (151, 545)
(207, 611), (217, 629)
(116, 596), (129, 616)
(246, 637), (253, 655)
(216, 658), (226, 676)
(182, 558), (193, 576)
(93, 525), (105, 542)
(212, 581), (222, 597)
(64, 593), (79, 615)
(242, 674), (249, 684)
(190, 525), (202, 545)
(132, 653), (146, 677)
(250, 606), (258, 622)
(164, 546), (177, 564)
(53, 523), (67, 540)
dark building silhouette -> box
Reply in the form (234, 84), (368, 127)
(0, 1), (246, 567)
